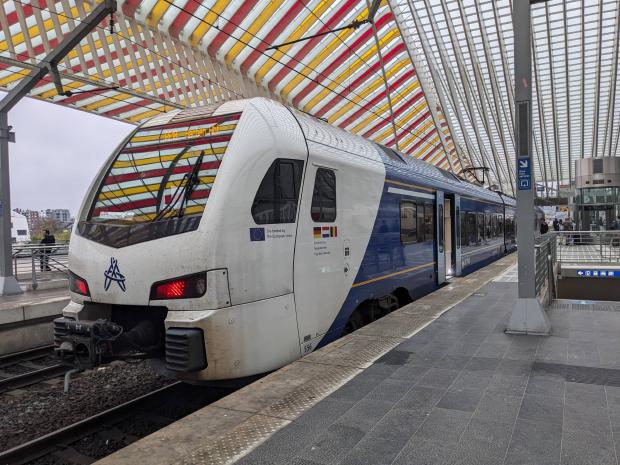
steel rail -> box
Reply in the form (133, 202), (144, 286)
(0, 345), (54, 367)
(0, 363), (68, 393)
(0, 381), (182, 465)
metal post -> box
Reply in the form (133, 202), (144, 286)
(0, 0), (116, 296)
(0, 111), (21, 294)
(507, 0), (550, 334)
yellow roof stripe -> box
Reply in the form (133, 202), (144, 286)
(253, 0), (332, 82)
(102, 176), (216, 199)
(349, 77), (422, 134)
(112, 148), (225, 168)
(147, 0), (172, 28)
(224, 0), (286, 66)
(280, 8), (369, 100)
(327, 61), (412, 124)
(189, 0), (230, 47)
(302, 29), (400, 112)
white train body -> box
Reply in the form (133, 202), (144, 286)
(57, 98), (515, 381)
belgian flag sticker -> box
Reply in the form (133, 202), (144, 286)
(313, 226), (338, 239)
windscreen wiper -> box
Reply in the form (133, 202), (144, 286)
(152, 150), (204, 222)
(177, 150), (205, 218)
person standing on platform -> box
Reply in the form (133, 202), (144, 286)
(540, 220), (549, 235)
(40, 229), (56, 271)
(564, 218), (574, 245)
(553, 218), (560, 232)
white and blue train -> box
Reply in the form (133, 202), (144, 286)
(54, 98), (517, 381)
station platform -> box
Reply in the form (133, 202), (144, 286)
(0, 287), (69, 355)
(95, 254), (620, 465)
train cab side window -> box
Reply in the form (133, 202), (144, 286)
(311, 168), (337, 222)
(400, 201), (418, 244)
(252, 159), (304, 224)
(477, 213), (484, 243)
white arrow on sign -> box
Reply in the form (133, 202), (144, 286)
(519, 159), (529, 169)
(577, 271), (584, 276)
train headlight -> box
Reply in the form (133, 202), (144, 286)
(69, 271), (90, 296)
(150, 272), (207, 300)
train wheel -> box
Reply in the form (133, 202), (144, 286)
(343, 310), (364, 335)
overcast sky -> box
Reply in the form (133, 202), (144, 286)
(7, 95), (133, 217)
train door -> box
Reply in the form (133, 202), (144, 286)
(436, 191), (446, 284)
(293, 162), (345, 354)
(443, 195), (457, 278)
(454, 195), (462, 275)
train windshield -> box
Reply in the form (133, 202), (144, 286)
(89, 112), (241, 224)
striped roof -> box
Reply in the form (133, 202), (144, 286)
(0, 0), (469, 177)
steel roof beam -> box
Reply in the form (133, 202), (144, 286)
(435, 0), (507, 188)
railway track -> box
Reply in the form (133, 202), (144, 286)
(0, 381), (231, 465)
(0, 346), (69, 394)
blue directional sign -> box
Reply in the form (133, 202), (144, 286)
(517, 158), (532, 191)
(576, 270), (618, 278)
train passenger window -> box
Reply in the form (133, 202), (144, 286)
(252, 159), (304, 224)
(424, 203), (434, 241)
(460, 212), (469, 246)
(498, 216), (504, 235)
(485, 213), (491, 239)
(477, 213), (484, 243)
(456, 207), (461, 247)
(466, 213), (476, 245)
(400, 201), (418, 244)
(311, 168), (337, 222)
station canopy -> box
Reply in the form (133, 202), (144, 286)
(1, 0), (619, 196)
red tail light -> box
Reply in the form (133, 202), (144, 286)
(150, 272), (207, 300)
(69, 272), (90, 296)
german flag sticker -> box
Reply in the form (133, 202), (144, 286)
(313, 227), (322, 239)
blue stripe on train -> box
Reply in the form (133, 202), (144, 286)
(317, 182), (437, 348)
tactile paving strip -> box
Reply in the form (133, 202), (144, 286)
(176, 414), (290, 465)
(304, 336), (404, 368)
(356, 314), (434, 339)
(550, 301), (620, 312)
(534, 361), (620, 387)
(261, 364), (359, 420)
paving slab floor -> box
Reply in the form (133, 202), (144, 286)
(237, 282), (620, 465)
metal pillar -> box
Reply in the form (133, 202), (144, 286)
(0, 0), (116, 296)
(0, 112), (20, 295)
(506, 0), (550, 334)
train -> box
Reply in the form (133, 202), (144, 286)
(54, 97), (519, 382)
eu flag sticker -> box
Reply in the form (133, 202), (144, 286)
(250, 227), (265, 241)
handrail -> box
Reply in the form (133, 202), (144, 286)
(11, 243), (69, 289)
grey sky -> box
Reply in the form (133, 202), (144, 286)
(8, 96), (133, 217)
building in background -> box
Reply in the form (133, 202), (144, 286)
(11, 211), (30, 243)
(14, 208), (41, 230)
(45, 209), (71, 224)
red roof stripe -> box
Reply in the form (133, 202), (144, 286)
(104, 160), (222, 185)
(267, 0), (358, 93)
(314, 42), (406, 119)
(338, 69), (416, 128)
(168, 0), (201, 38)
(290, 11), (394, 109)
(239, 1), (306, 76)
(207, 0), (259, 57)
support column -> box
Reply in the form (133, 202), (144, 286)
(507, 0), (550, 334)
(0, 111), (21, 295)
